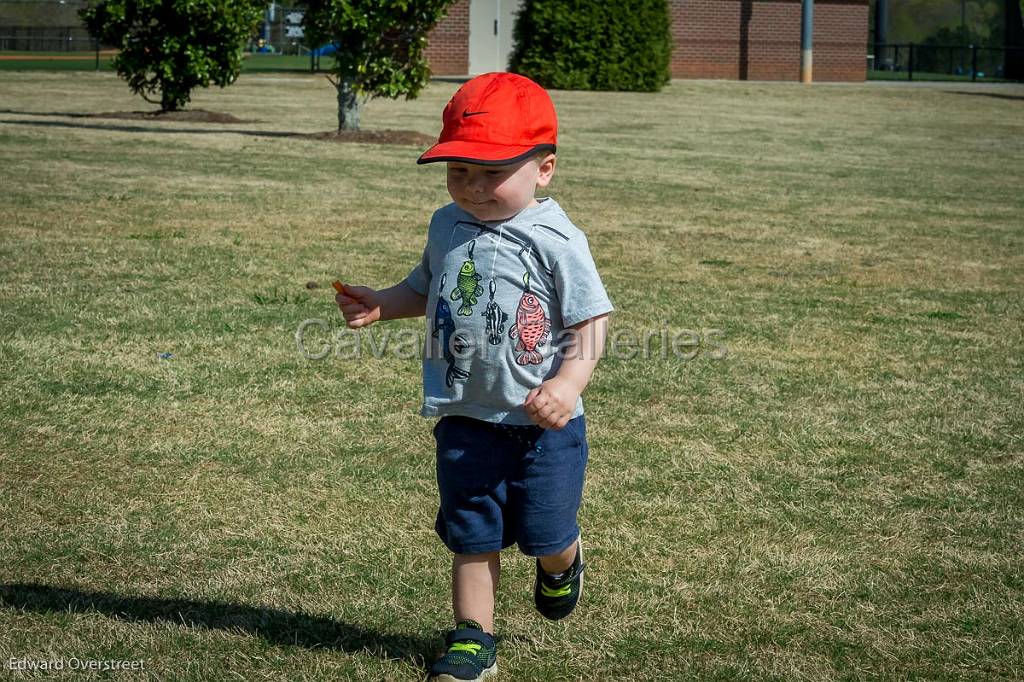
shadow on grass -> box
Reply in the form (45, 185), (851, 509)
(0, 115), (297, 139)
(0, 582), (437, 667)
(942, 90), (1024, 102)
(430, 76), (472, 84)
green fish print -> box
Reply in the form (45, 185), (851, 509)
(450, 240), (483, 316)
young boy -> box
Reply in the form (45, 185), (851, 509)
(335, 72), (612, 682)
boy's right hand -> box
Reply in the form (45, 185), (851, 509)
(335, 283), (382, 329)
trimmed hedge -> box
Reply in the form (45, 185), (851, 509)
(509, 0), (671, 92)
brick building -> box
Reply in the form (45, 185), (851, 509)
(425, 0), (869, 82)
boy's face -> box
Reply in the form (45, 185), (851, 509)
(446, 154), (556, 222)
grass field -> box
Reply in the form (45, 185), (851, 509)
(6, 53), (1015, 85)
(3, 51), (1021, 86)
(1, 71), (1022, 680)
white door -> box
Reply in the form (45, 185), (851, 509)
(469, 0), (521, 75)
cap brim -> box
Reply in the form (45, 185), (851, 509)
(417, 141), (555, 165)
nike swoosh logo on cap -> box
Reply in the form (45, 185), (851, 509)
(462, 110), (488, 117)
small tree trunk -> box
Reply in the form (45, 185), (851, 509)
(161, 90), (179, 113)
(336, 77), (361, 131)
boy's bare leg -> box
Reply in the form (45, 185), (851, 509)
(452, 552), (500, 633)
(538, 537), (578, 575)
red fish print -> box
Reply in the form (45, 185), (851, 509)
(509, 291), (550, 365)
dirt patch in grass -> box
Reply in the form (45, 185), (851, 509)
(87, 109), (252, 124)
(302, 129), (435, 146)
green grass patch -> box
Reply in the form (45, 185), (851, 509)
(0, 55), (115, 72)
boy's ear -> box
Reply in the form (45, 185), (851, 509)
(536, 153), (557, 188)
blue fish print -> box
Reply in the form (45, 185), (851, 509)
(432, 281), (471, 387)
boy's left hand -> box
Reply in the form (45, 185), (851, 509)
(524, 376), (580, 430)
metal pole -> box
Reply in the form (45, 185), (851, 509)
(971, 44), (978, 81)
(801, 0), (814, 83)
(95, 37), (99, 70)
(961, 0), (967, 45)
(875, 0), (888, 70)
(908, 42), (915, 81)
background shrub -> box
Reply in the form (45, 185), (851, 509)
(509, 0), (671, 92)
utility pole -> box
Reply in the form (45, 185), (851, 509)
(801, 0), (814, 83)
(874, 0), (888, 70)
(1007, 0), (1024, 80)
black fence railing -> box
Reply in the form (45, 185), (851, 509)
(870, 43), (1024, 82)
(0, 25), (93, 51)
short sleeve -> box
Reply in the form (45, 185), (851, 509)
(404, 244), (431, 296)
(553, 233), (614, 327)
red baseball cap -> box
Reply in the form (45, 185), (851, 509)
(417, 72), (557, 165)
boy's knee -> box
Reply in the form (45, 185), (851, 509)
(454, 551), (500, 563)
(539, 538), (577, 560)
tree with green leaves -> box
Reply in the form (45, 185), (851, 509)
(509, 0), (670, 92)
(300, 0), (456, 131)
(80, 0), (265, 112)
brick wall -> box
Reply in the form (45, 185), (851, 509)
(427, 0), (867, 82)
(812, 0), (870, 81)
(670, 0), (868, 82)
(425, 0), (470, 76)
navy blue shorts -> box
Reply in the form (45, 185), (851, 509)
(433, 414), (589, 557)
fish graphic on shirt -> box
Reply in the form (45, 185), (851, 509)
(482, 279), (508, 346)
(432, 275), (470, 387)
(451, 260), (483, 317)
(508, 291), (550, 366)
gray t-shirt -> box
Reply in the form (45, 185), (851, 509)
(404, 198), (613, 425)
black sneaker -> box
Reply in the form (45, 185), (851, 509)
(429, 619), (498, 682)
(534, 538), (584, 620)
